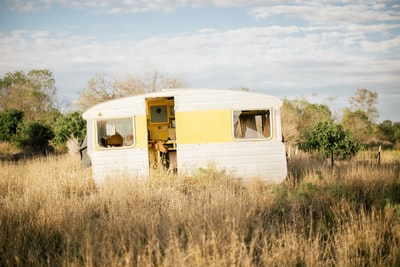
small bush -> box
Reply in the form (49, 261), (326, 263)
(0, 108), (23, 142)
(52, 111), (86, 146)
(14, 121), (54, 154)
(298, 121), (359, 167)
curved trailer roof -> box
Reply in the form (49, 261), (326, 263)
(83, 88), (282, 120)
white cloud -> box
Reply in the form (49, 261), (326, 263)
(1, 25), (398, 89)
(361, 36), (400, 53)
(251, 2), (400, 24)
(6, 0), (185, 13)
(8, 0), (37, 12)
(5, 0), (400, 22)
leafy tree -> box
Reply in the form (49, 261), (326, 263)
(76, 68), (185, 110)
(14, 121), (54, 153)
(0, 109), (23, 142)
(76, 69), (184, 110)
(75, 74), (115, 111)
(52, 111), (86, 146)
(394, 123), (400, 144)
(0, 70), (26, 109)
(27, 69), (57, 111)
(378, 120), (400, 147)
(378, 120), (394, 142)
(341, 108), (375, 145)
(281, 99), (299, 144)
(298, 121), (359, 167)
(281, 98), (332, 144)
(349, 88), (378, 122)
(342, 88), (378, 146)
(0, 70), (59, 123)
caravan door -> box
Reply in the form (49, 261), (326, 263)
(146, 97), (177, 171)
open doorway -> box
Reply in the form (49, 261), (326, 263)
(146, 97), (177, 171)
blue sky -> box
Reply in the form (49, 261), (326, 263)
(1, 0), (399, 122)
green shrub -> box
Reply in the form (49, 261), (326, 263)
(0, 108), (23, 141)
(299, 121), (360, 166)
(52, 111), (86, 146)
(14, 121), (54, 153)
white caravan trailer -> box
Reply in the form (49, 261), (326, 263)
(82, 88), (287, 185)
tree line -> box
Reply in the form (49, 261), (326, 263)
(282, 89), (400, 148)
(282, 89), (400, 165)
(0, 69), (184, 158)
(0, 69), (399, 161)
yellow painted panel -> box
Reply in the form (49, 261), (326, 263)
(176, 109), (233, 144)
(135, 115), (148, 148)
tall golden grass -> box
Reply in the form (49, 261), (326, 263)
(1, 150), (399, 266)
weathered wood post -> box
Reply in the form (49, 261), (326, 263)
(376, 145), (381, 165)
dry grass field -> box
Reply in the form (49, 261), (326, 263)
(1, 149), (400, 266)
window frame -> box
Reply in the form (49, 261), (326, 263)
(149, 105), (169, 123)
(232, 109), (273, 141)
(95, 117), (135, 149)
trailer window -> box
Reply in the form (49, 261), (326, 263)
(96, 118), (134, 148)
(150, 105), (168, 123)
(233, 110), (272, 139)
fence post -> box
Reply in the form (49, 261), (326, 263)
(376, 145), (381, 165)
